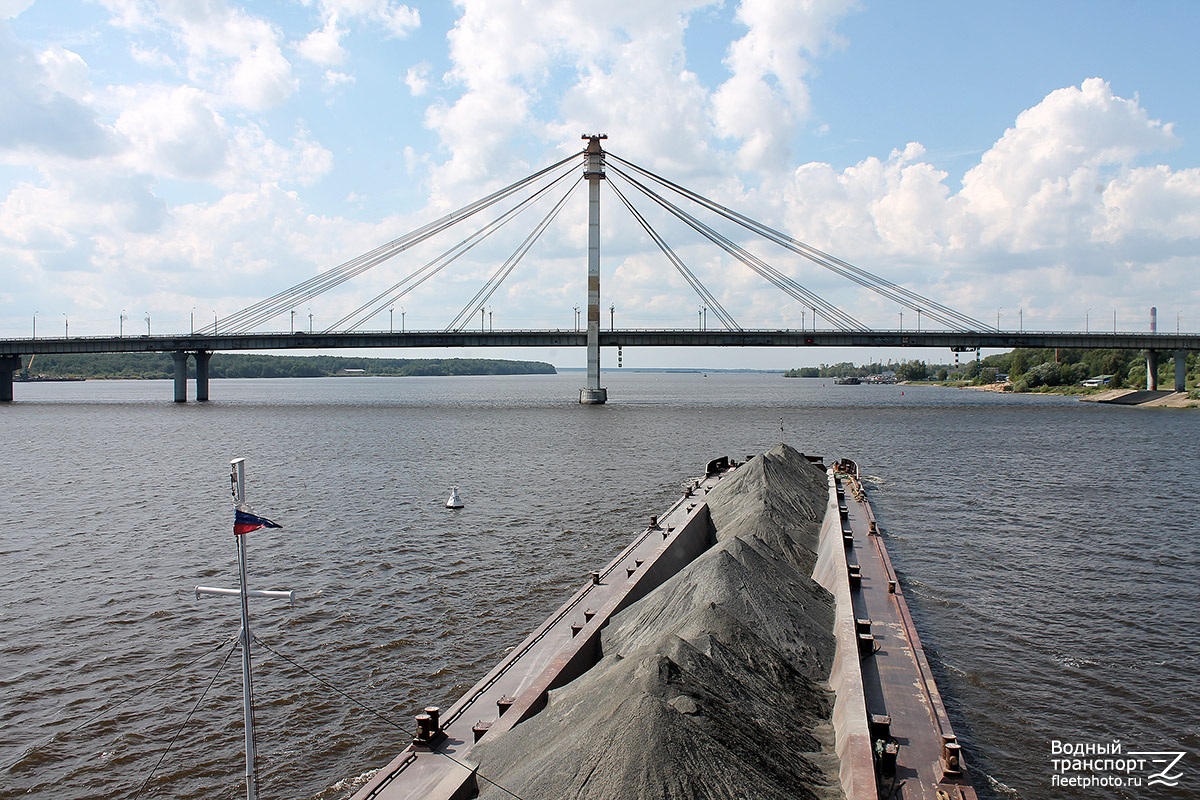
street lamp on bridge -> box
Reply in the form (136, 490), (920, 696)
(610, 303), (614, 331)
(120, 310), (127, 337)
(63, 313), (68, 338)
(308, 308), (313, 333)
(290, 308), (295, 333)
(996, 307), (1003, 331)
(401, 307), (405, 332)
(390, 307), (394, 333)
(145, 313), (151, 336)
(1085, 308), (1091, 333)
(574, 305), (580, 332)
(33, 311), (37, 339)
(191, 306), (196, 334)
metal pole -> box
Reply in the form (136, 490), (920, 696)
(229, 458), (257, 800)
(236, 532), (258, 800)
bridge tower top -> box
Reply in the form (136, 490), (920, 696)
(582, 133), (607, 179)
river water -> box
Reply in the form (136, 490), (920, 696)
(0, 372), (1196, 800)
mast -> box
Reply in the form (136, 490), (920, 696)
(196, 458), (293, 800)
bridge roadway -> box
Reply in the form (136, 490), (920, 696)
(2, 328), (1197, 401)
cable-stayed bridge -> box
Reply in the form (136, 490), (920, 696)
(2, 135), (1195, 402)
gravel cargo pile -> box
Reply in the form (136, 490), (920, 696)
(475, 444), (843, 800)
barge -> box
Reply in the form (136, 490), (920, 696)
(352, 445), (977, 800)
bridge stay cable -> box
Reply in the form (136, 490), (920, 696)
(606, 162), (866, 331)
(446, 175), (583, 332)
(606, 179), (740, 331)
(327, 169), (581, 332)
(206, 153), (581, 334)
(608, 152), (991, 332)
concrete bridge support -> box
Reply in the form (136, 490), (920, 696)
(0, 354), (21, 402)
(579, 134), (608, 405)
(195, 350), (212, 402)
(1146, 349), (1158, 391)
(1175, 350), (1188, 392)
(171, 351), (189, 402)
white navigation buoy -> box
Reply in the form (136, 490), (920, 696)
(446, 486), (464, 509)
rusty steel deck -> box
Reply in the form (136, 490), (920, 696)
(352, 455), (978, 800)
(834, 466), (978, 800)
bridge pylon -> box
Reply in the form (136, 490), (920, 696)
(580, 134), (608, 405)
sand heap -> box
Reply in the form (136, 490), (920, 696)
(474, 444), (843, 800)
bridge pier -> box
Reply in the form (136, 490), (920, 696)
(171, 351), (189, 402)
(1146, 350), (1159, 391)
(1174, 350), (1188, 392)
(579, 134), (608, 405)
(0, 354), (21, 402)
(195, 350), (212, 402)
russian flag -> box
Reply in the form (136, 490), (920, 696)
(235, 506), (282, 536)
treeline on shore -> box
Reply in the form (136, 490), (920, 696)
(20, 352), (557, 380)
(785, 348), (1198, 394)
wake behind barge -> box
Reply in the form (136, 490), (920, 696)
(352, 446), (978, 800)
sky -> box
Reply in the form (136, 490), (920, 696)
(3, 0), (1200, 370)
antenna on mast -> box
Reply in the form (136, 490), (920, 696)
(196, 458), (293, 800)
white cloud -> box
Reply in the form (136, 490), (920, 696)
(324, 69), (354, 89)
(712, 0), (858, 170)
(37, 45), (91, 99)
(0, 27), (118, 159)
(958, 77), (1179, 251)
(0, 0), (34, 19)
(316, 0), (419, 38)
(753, 78), (1200, 329)
(103, 0), (298, 111)
(405, 62), (430, 96)
(296, 17), (347, 67)
(113, 85), (229, 179)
